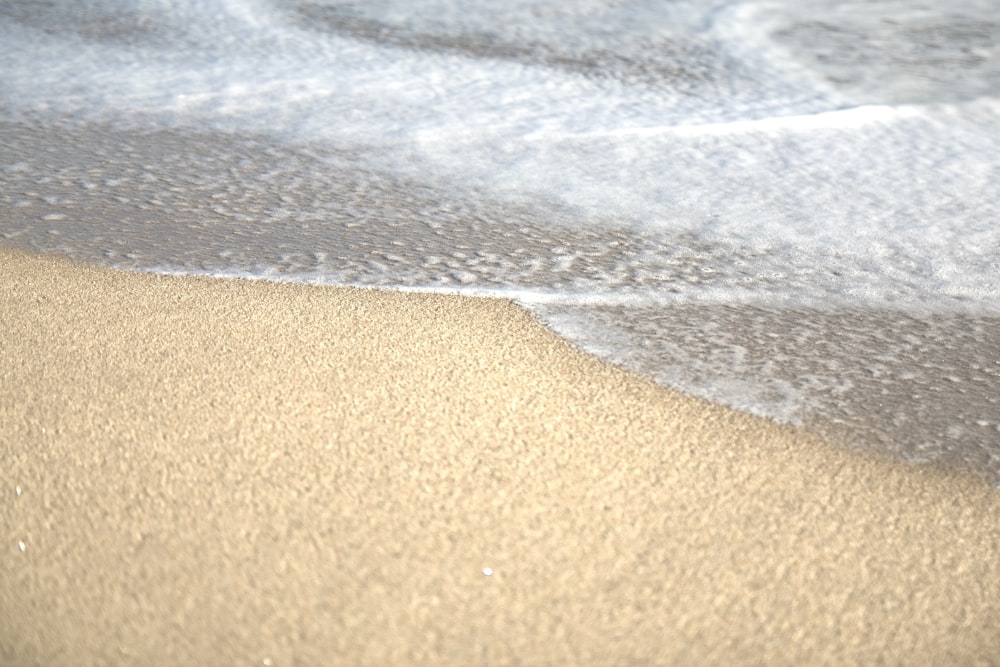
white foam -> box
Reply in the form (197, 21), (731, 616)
(525, 104), (926, 141)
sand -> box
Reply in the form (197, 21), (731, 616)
(2, 246), (999, 666)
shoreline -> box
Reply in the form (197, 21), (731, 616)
(3, 246), (999, 665)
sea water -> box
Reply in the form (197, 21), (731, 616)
(2, 0), (999, 478)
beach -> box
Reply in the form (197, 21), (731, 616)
(2, 245), (1000, 665)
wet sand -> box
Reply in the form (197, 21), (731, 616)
(2, 246), (1000, 666)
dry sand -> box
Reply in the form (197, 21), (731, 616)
(2, 246), (1000, 666)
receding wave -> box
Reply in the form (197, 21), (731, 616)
(2, 0), (999, 479)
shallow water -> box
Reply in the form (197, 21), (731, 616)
(2, 0), (999, 479)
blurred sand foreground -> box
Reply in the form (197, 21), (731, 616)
(2, 246), (999, 665)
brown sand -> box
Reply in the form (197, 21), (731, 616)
(2, 246), (999, 666)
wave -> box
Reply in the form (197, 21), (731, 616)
(2, 0), (1000, 479)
